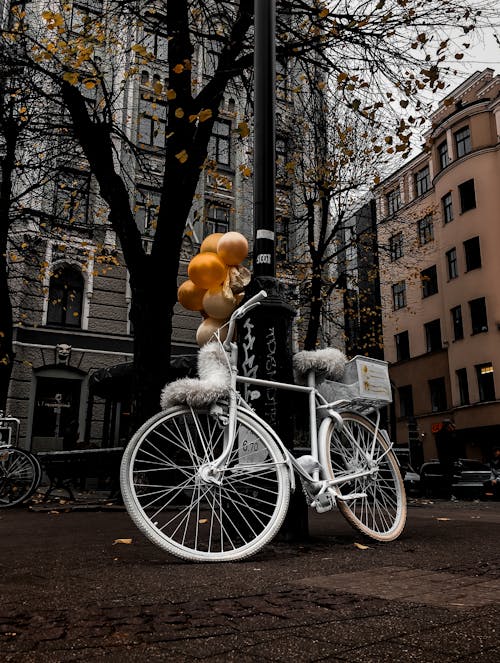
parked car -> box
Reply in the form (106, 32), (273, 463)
(418, 458), (491, 499)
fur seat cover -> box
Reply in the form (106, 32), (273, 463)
(161, 343), (231, 409)
(293, 348), (347, 383)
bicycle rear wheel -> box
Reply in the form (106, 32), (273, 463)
(0, 448), (41, 507)
(121, 407), (290, 562)
(323, 412), (406, 541)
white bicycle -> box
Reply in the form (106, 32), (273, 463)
(120, 291), (406, 562)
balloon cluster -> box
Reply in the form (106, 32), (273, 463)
(178, 231), (251, 346)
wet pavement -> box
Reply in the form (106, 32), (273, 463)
(1, 497), (500, 661)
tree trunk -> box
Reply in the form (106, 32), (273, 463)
(0, 112), (18, 411)
(0, 253), (13, 411)
(303, 265), (323, 350)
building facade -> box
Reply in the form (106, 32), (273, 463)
(1, 0), (309, 450)
(376, 69), (500, 461)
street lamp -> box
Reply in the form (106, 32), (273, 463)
(238, 0), (307, 539)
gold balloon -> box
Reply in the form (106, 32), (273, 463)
(203, 286), (237, 320)
(188, 252), (228, 290)
(217, 232), (249, 265)
(177, 280), (206, 311)
(200, 232), (225, 254)
(196, 317), (228, 346)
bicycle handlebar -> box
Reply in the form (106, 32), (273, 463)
(223, 290), (267, 348)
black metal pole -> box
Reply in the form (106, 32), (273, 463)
(238, 0), (308, 540)
(253, 0), (276, 275)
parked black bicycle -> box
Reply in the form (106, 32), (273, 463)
(0, 412), (41, 508)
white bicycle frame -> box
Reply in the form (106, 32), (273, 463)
(208, 291), (388, 504)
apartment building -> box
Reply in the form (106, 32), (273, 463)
(376, 68), (500, 461)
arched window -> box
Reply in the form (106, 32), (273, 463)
(46, 265), (84, 328)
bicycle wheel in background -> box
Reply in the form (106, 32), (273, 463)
(323, 412), (406, 541)
(121, 407), (290, 562)
(0, 448), (41, 507)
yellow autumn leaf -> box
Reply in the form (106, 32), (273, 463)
(237, 121), (250, 138)
(172, 63), (184, 74)
(175, 150), (188, 163)
(198, 108), (213, 122)
(175, 107), (184, 118)
(353, 542), (371, 550)
(112, 538), (133, 545)
(131, 44), (148, 57)
(62, 72), (79, 85)
(166, 89), (177, 100)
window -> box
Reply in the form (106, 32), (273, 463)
(459, 179), (476, 213)
(276, 136), (287, 183)
(456, 368), (470, 406)
(54, 170), (91, 226)
(442, 192), (453, 224)
(276, 215), (290, 261)
(438, 140), (450, 170)
(463, 236), (482, 271)
(138, 96), (166, 148)
(208, 121), (231, 167)
(135, 187), (160, 234)
(451, 305), (463, 341)
(429, 377), (447, 412)
(386, 187), (401, 215)
(398, 385), (414, 418)
(424, 319), (442, 352)
(144, 28), (169, 62)
(454, 126), (471, 158)
(421, 265), (438, 298)
(69, 0), (102, 32)
(46, 265), (84, 328)
(392, 281), (406, 310)
(418, 214), (434, 245)
(476, 363), (495, 402)
(469, 297), (488, 334)
(389, 232), (403, 261)
(395, 331), (410, 361)
(446, 248), (458, 280)
(205, 203), (230, 235)
(414, 165), (430, 196)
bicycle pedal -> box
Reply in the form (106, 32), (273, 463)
(335, 492), (367, 502)
(311, 492), (335, 513)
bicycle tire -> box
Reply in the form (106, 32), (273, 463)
(120, 406), (290, 562)
(0, 448), (41, 507)
(323, 412), (406, 541)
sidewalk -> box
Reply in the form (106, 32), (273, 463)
(1, 499), (500, 662)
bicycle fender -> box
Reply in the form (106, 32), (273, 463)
(317, 416), (334, 471)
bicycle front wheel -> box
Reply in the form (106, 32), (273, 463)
(323, 412), (406, 541)
(120, 407), (290, 562)
(0, 448), (40, 507)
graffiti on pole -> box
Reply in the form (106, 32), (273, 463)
(241, 317), (261, 404)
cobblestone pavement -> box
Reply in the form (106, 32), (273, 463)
(1, 499), (500, 662)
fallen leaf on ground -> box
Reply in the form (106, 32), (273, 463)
(198, 519), (208, 524)
(48, 510), (60, 516)
(354, 542), (371, 550)
(113, 538), (133, 545)
(436, 517), (451, 521)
